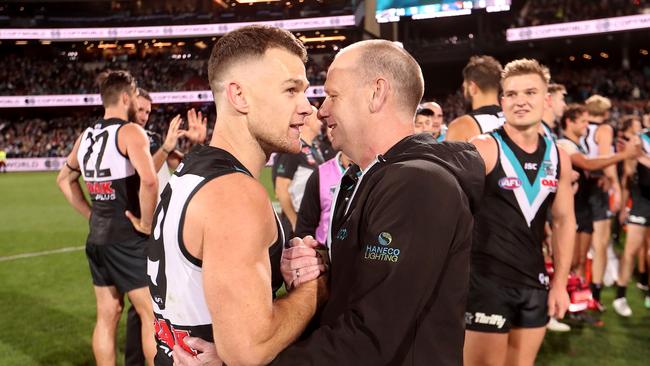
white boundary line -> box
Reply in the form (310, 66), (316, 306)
(0, 246), (84, 262)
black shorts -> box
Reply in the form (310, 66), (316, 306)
(575, 199), (594, 234)
(628, 189), (650, 227)
(86, 238), (149, 294)
(465, 273), (549, 333)
(588, 184), (612, 221)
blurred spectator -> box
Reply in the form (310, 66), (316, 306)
(517, 0), (650, 27)
(0, 54), (329, 95)
(0, 0), (357, 27)
(0, 105), (215, 158)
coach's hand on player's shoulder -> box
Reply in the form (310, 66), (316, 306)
(125, 210), (152, 235)
(172, 337), (222, 366)
(281, 236), (328, 291)
(547, 283), (570, 320)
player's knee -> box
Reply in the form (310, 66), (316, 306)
(98, 302), (123, 322)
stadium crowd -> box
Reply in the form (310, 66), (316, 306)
(0, 54), (329, 95)
(516, 0), (650, 27)
(0, 0), (356, 27)
(0, 104), (214, 158)
(3, 60), (650, 158)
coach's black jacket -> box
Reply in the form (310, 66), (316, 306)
(271, 133), (485, 366)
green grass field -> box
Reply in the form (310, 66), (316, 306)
(1, 171), (649, 365)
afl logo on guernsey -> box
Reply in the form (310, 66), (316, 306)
(498, 177), (522, 190)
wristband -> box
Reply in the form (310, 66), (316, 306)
(65, 162), (81, 172)
(162, 146), (172, 155)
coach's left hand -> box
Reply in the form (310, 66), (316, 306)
(172, 337), (222, 366)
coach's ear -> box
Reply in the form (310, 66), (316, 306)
(225, 81), (249, 114)
(369, 77), (389, 114)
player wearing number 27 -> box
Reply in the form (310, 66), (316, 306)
(57, 70), (158, 366)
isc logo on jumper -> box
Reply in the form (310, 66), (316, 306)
(498, 177), (521, 190)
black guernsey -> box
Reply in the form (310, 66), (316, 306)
(472, 126), (561, 289)
(77, 118), (143, 245)
(637, 129), (650, 200)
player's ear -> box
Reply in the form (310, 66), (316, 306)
(469, 81), (479, 96)
(225, 81), (249, 114)
(122, 91), (130, 106)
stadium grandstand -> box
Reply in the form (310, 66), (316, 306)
(1, 0), (650, 365)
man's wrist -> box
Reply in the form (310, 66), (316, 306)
(161, 146), (173, 155)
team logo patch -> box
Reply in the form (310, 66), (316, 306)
(498, 177), (521, 190)
(541, 160), (556, 176)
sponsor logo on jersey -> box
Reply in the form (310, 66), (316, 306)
(524, 162), (538, 170)
(468, 312), (507, 329)
(541, 178), (558, 188)
(364, 232), (400, 262)
(154, 317), (197, 357)
(498, 177), (522, 190)
(538, 273), (550, 286)
(86, 181), (116, 200)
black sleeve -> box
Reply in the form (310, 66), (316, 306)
(273, 153), (300, 180)
(271, 162), (468, 364)
(294, 169), (321, 240)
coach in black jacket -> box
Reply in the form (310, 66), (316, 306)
(271, 41), (484, 365)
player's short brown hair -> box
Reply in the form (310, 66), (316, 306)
(137, 88), (152, 102)
(548, 83), (566, 95)
(462, 55), (503, 93)
(96, 70), (136, 107)
(561, 103), (587, 130)
(208, 25), (307, 93)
